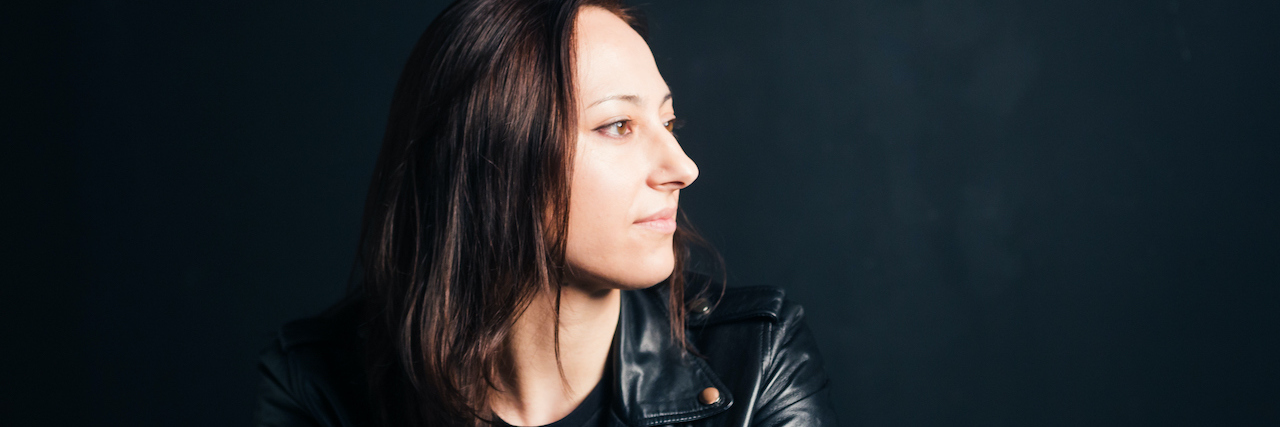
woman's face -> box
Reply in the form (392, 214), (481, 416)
(565, 7), (699, 291)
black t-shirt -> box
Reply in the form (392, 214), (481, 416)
(494, 374), (610, 427)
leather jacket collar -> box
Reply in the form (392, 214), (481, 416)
(612, 288), (734, 426)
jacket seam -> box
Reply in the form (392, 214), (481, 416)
(700, 310), (779, 326)
(760, 317), (771, 393)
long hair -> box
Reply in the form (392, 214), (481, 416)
(352, 0), (699, 425)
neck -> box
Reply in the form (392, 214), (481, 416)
(489, 284), (620, 426)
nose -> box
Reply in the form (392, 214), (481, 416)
(646, 123), (699, 191)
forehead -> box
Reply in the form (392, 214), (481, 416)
(573, 7), (668, 103)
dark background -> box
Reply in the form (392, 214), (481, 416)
(7, 0), (1278, 425)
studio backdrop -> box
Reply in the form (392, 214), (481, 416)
(8, 0), (1278, 426)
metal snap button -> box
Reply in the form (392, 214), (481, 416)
(690, 299), (710, 315)
(699, 387), (721, 405)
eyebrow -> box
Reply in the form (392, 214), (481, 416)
(587, 92), (673, 109)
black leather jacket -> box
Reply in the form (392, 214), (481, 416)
(254, 283), (838, 426)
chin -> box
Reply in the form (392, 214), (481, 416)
(625, 244), (677, 288)
(569, 247), (676, 291)
(617, 264), (675, 290)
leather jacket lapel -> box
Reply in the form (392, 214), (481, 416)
(611, 289), (733, 426)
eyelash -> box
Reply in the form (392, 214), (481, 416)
(594, 118), (686, 138)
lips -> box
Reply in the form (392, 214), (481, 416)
(634, 206), (678, 234)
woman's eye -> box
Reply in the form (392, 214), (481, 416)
(598, 120), (631, 137)
(663, 118), (684, 133)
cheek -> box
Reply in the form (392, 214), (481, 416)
(564, 140), (676, 289)
(568, 159), (631, 250)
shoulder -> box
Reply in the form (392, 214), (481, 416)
(261, 297), (362, 367)
(675, 273), (817, 370)
(676, 275), (838, 424)
(255, 298), (367, 426)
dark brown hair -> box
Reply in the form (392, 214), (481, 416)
(353, 0), (697, 425)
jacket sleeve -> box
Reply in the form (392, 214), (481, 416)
(253, 339), (323, 427)
(751, 302), (840, 426)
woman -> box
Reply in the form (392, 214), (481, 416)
(254, 0), (837, 426)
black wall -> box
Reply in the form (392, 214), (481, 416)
(8, 0), (1278, 425)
